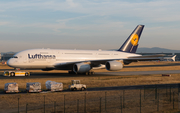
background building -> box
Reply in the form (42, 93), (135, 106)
(1, 53), (15, 61)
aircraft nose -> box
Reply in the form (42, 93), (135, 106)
(7, 59), (13, 67)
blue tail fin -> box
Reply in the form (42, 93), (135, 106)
(118, 25), (144, 53)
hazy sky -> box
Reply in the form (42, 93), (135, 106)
(0, 0), (180, 52)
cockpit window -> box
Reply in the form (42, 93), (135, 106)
(13, 56), (18, 58)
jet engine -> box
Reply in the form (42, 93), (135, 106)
(105, 61), (123, 71)
(73, 63), (91, 73)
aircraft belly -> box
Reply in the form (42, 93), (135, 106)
(55, 64), (73, 70)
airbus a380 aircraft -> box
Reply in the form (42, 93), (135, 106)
(7, 25), (163, 75)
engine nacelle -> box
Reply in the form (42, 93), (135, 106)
(105, 61), (123, 71)
(73, 63), (91, 73)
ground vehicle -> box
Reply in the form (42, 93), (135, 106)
(4, 83), (19, 93)
(45, 80), (63, 92)
(26, 82), (41, 93)
(4, 71), (30, 77)
(69, 80), (86, 91)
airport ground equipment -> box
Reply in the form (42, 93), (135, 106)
(4, 82), (19, 93)
(3, 71), (30, 77)
(69, 80), (86, 91)
(45, 80), (63, 91)
(26, 82), (41, 93)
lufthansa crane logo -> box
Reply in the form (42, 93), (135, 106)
(130, 34), (139, 46)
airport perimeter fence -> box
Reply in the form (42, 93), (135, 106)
(1, 84), (180, 113)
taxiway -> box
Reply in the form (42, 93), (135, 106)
(0, 70), (180, 79)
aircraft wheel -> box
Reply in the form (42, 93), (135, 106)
(88, 71), (94, 75)
(25, 72), (29, 76)
(10, 72), (15, 77)
(81, 87), (85, 91)
(68, 71), (72, 74)
(91, 72), (95, 75)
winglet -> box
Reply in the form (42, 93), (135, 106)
(118, 25), (144, 53)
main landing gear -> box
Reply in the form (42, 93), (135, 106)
(68, 71), (95, 75)
(85, 71), (94, 75)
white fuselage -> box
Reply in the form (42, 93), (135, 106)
(7, 49), (141, 69)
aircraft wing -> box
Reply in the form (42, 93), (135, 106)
(123, 54), (165, 64)
(54, 54), (164, 69)
(126, 54), (164, 61)
(127, 54), (164, 59)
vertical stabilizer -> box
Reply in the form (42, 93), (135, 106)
(118, 25), (144, 53)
